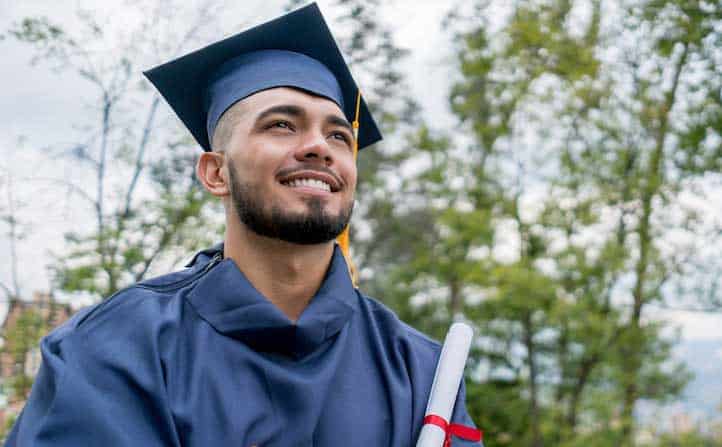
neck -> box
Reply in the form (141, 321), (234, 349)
(223, 215), (335, 322)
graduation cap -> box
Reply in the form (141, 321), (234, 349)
(143, 2), (382, 152)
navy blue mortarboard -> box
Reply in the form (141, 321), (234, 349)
(143, 3), (382, 152)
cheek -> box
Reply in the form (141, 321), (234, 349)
(232, 149), (278, 185)
(332, 150), (357, 187)
(343, 159), (358, 192)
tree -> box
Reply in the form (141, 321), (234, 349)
(9, 0), (227, 299)
(411, 0), (722, 444)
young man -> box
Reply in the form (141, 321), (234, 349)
(6, 4), (481, 446)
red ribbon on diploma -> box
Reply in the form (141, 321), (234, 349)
(423, 414), (482, 447)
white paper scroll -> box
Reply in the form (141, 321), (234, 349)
(416, 322), (474, 447)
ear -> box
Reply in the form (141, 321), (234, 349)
(196, 151), (230, 197)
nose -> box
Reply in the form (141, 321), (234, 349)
(294, 131), (333, 166)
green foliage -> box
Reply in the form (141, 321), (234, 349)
(466, 380), (529, 446)
(1, 308), (46, 400)
(386, 0), (722, 445)
(11, 17), (65, 44)
(1, 413), (17, 443)
(654, 431), (722, 447)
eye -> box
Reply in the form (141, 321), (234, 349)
(330, 131), (351, 144)
(266, 120), (294, 131)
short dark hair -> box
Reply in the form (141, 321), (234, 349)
(210, 101), (246, 152)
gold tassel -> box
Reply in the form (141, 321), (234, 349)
(337, 90), (362, 287)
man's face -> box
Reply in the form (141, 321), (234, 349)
(222, 87), (357, 245)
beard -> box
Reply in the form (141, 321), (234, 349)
(228, 162), (353, 245)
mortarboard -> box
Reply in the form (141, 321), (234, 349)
(143, 2), (382, 152)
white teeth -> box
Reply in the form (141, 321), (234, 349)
(285, 178), (331, 192)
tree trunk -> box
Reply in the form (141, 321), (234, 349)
(620, 44), (688, 445)
(523, 312), (543, 447)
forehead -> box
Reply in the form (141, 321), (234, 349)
(234, 87), (347, 119)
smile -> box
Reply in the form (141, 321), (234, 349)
(278, 169), (341, 192)
(282, 178), (332, 192)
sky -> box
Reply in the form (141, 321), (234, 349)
(1, 0), (721, 349)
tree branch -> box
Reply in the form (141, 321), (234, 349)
(0, 281), (13, 300)
(30, 177), (95, 206)
(123, 96), (160, 216)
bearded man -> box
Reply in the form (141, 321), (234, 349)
(6, 4), (481, 446)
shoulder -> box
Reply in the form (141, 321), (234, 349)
(44, 266), (200, 352)
(356, 291), (442, 362)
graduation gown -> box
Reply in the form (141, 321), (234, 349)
(6, 244), (481, 446)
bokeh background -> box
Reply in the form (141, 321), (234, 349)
(1, 0), (721, 445)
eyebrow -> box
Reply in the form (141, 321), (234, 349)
(326, 115), (353, 135)
(255, 104), (353, 135)
(255, 104), (304, 123)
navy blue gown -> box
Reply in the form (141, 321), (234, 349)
(6, 244), (481, 446)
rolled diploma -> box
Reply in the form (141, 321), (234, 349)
(416, 322), (474, 447)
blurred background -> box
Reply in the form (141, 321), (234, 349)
(1, 0), (721, 445)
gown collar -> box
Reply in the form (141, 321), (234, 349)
(186, 243), (357, 359)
